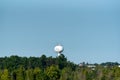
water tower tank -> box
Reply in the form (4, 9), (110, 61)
(54, 44), (64, 56)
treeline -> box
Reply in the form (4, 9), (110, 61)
(0, 54), (76, 71)
(0, 54), (120, 80)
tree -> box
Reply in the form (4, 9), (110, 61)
(33, 67), (48, 80)
(1, 69), (10, 80)
(60, 67), (73, 80)
(39, 55), (47, 69)
(25, 69), (34, 80)
(16, 66), (25, 80)
(46, 65), (60, 80)
(55, 54), (67, 69)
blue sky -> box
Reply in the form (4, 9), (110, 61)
(0, 0), (120, 64)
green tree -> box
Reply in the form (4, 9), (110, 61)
(33, 67), (48, 80)
(25, 69), (34, 80)
(16, 66), (25, 80)
(1, 69), (10, 80)
(60, 67), (73, 80)
(55, 54), (67, 69)
(46, 65), (60, 80)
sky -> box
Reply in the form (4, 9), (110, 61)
(0, 0), (120, 64)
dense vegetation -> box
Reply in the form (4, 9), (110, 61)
(0, 54), (120, 80)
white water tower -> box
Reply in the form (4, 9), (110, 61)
(54, 44), (64, 56)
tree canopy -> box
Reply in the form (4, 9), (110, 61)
(0, 54), (119, 80)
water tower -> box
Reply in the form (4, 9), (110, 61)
(54, 44), (64, 56)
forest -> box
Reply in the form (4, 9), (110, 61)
(0, 54), (120, 80)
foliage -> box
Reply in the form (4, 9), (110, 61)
(46, 65), (60, 80)
(0, 55), (119, 80)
